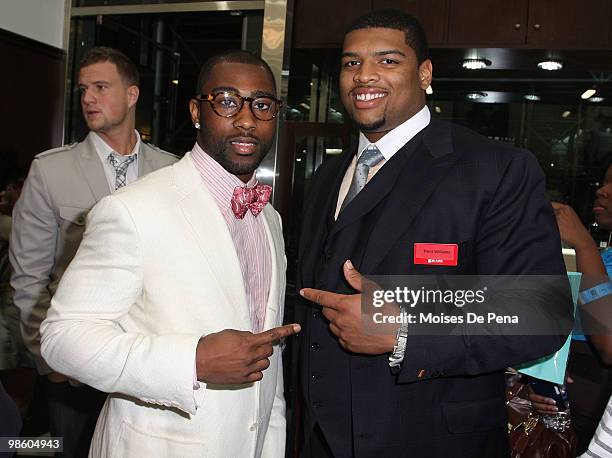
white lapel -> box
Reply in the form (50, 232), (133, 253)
(261, 204), (284, 330)
(173, 153), (251, 329)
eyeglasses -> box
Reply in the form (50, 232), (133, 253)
(195, 91), (282, 121)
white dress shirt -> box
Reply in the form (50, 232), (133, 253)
(91, 130), (141, 191)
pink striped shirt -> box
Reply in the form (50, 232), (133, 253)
(191, 143), (271, 333)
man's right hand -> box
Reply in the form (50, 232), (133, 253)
(196, 324), (300, 385)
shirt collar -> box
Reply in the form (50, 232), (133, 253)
(191, 142), (259, 204)
(91, 130), (141, 162)
(357, 105), (431, 160)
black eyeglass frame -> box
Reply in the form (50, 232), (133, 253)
(195, 91), (283, 121)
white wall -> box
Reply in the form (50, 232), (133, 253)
(0, 0), (67, 49)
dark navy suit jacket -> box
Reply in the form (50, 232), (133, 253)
(297, 120), (572, 457)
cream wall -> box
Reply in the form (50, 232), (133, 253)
(0, 0), (67, 49)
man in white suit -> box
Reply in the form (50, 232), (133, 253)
(10, 46), (178, 456)
(40, 50), (300, 457)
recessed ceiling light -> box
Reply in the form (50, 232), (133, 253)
(325, 148), (343, 155)
(537, 60), (563, 71)
(466, 92), (488, 100)
(426, 85), (433, 95)
(581, 88), (597, 100)
(561, 110), (572, 118)
(461, 58), (492, 70)
(524, 94), (541, 101)
(589, 96), (605, 103)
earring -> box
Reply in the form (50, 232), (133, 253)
(194, 122), (200, 130)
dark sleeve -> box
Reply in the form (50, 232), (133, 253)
(398, 149), (573, 383)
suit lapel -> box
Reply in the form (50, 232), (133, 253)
(299, 153), (352, 286)
(138, 142), (160, 176)
(361, 121), (459, 273)
(174, 154), (251, 328)
(261, 205), (282, 330)
(331, 135), (422, 237)
(76, 133), (111, 202)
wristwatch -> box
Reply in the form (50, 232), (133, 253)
(388, 321), (409, 374)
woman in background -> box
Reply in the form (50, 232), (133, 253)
(531, 163), (612, 454)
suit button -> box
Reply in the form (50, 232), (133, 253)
(312, 311), (321, 319)
(311, 372), (321, 381)
(311, 342), (320, 351)
(312, 401), (322, 409)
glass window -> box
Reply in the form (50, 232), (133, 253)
(67, 10), (263, 154)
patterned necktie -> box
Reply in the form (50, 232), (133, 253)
(340, 144), (385, 211)
(231, 183), (272, 219)
(108, 153), (136, 190)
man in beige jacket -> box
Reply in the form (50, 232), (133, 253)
(10, 46), (178, 457)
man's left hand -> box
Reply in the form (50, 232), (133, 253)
(300, 260), (396, 355)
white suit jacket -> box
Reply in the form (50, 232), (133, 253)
(40, 153), (287, 457)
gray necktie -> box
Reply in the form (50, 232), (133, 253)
(340, 145), (385, 211)
(108, 153), (136, 190)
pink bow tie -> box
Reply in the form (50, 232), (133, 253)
(231, 183), (272, 219)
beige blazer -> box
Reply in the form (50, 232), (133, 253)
(9, 133), (178, 373)
(41, 154), (287, 458)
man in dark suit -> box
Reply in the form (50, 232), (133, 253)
(297, 10), (572, 457)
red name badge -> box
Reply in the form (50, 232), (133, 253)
(414, 243), (458, 266)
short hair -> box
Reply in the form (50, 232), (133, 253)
(79, 46), (140, 87)
(346, 9), (429, 64)
(196, 50), (276, 94)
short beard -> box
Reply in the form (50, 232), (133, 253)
(354, 116), (386, 132)
(201, 126), (270, 177)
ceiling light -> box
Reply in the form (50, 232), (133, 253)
(589, 96), (605, 103)
(466, 92), (488, 100)
(561, 110), (571, 118)
(426, 85), (433, 95)
(537, 60), (563, 71)
(524, 94), (540, 101)
(461, 58), (492, 70)
(581, 88), (597, 100)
